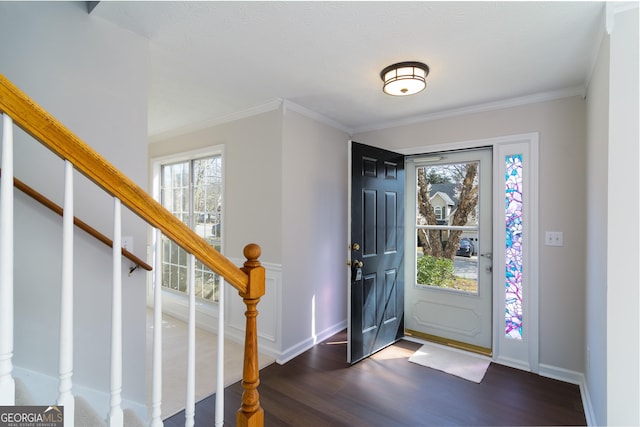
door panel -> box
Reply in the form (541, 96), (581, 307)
(349, 142), (404, 364)
(405, 148), (492, 352)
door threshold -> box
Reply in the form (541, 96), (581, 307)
(404, 329), (492, 357)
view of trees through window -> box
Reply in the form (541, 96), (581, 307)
(160, 155), (222, 302)
(415, 161), (479, 292)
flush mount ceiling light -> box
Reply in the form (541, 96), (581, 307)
(380, 61), (429, 96)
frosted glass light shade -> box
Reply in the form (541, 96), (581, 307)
(380, 61), (429, 96)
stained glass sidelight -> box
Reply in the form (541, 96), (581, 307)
(505, 154), (523, 339)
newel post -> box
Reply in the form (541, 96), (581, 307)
(236, 243), (265, 427)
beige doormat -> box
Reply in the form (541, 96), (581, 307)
(408, 342), (490, 383)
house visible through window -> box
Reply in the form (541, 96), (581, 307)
(434, 206), (444, 220)
(160, 153), (223, 302)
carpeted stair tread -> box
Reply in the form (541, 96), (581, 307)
(15, 378), (34, 405)
(124, 408), (147, 427)
(75, 396), (107, 427)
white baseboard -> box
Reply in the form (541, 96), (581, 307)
(275, 319), (347, 365)
(493, 355), (532, 372)
(539, 363), (583, 384)
(579, 380), (596, 426)
(225, 318), (346, 365)
(403, 350), (594, 426)
(539, 363), (595, 426)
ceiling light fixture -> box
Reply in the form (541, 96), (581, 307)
(380, 61), (429, 96)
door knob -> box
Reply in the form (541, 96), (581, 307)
(352, 243), (360, 251)
(352, 260), (363, 268)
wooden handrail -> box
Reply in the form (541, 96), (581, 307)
(0, 168), (152, 272)
(0, 74), (248, 293)
(1, 73), (265, 426)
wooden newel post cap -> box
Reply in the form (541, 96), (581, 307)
(243, 243), (262, 268)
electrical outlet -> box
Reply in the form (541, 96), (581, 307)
(122, 236), (134, 252)
(544, 231), (563, 247)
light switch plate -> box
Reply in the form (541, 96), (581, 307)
(544, 231), (563, 247)
(122, 236), (134, 252)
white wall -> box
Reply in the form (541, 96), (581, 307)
(280, 106), (349, 356)
(149, 105), (350, 362)
(0, 1), (149, 415)
(149, 109), (283, 264)
(585, 30), (609, 427)
(4, 3), (635, 424)
(353, 96), (588, 374)
(148, 108), (286, 357)
(607, 6), (639, 425)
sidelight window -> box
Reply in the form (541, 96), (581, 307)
(505, 154), (523, 339)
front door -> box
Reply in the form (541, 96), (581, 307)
(348, 142), (405, 364)
(405, 148), (493, 353)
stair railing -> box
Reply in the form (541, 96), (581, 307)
(0, 74), (265, 427)
(0, 169), (152, 273)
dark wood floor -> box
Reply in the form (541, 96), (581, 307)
(165, 330), (586, 426)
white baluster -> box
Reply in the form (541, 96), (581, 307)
(215, 275), (224, 427)
(0, 114), (16, 405)
(149, 228), (163, 427)
(58, 160), (75, 426)
(185, 254), (196, 426)
(108, 198), (123, 426)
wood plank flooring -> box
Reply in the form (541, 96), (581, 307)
(165, 330), (586, 426)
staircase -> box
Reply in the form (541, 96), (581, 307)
(15, 377), (145, 427)
(0, 74), (265, 426)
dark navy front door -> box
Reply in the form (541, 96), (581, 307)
(349, 142), (405, 364)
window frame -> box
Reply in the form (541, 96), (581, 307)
(398, 132), (539, 373)
(434, 205), (444, 221)
(150, 145), (225, 320)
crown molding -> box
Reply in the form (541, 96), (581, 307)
(351, 86), (586, 135)
(149, 99), (283, 143)
(282, 100), (352, 134)
(149, 84), (589, 143)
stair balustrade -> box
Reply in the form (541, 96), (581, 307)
(0, 74), (265, 427)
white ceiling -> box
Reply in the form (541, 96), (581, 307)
(90, 1), (605, 140)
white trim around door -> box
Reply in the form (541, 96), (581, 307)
(398, 132), (539, 373)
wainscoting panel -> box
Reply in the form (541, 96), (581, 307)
(225, 260), (282, 359)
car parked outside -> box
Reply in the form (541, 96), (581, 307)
(456, 238), (474, 257)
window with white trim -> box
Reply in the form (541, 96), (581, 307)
(157, 150), (223, 303)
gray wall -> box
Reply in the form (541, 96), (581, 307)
(353, 96), (588, 374)
(0, 1), (149, 412)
